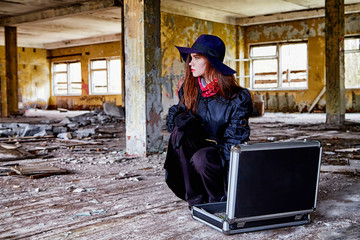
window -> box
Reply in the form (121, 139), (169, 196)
(345, 37), (360, 89)
(90, 58), (121, 94)
(250, 42), (308, 90)
(52, 61), (82, 96)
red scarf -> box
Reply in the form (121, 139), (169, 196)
(197, 77), (220, 97)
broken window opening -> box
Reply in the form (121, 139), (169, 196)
(90, 57), (121, 95)
(345, 37), (360, 89)
(250, 42), (308, 90)
(52, 61), (82, 96)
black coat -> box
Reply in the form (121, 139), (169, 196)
(166, 86), (253, 163)
(164, 85), (253, 200)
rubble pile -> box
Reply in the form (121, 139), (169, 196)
(0, 107), (125, 140)
(0, 104), (127, 179)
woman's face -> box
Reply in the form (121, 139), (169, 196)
(189, 53), (208, 78)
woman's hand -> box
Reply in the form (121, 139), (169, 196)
(174, 112), (196, 130)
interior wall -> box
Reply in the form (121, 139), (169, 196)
(1, 12), (359, 114)
(245, 13), (360, 113)
(160, 12), (238, 118)
(0, 46), (49, 111)
(47, 41), (122, 110)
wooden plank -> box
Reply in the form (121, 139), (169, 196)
(0, 135), (55, 142)
(16, 148), (35, 157)
(55, 138), (101, 145)
(321, 165), (360, 174)
(309, 86), (326, 113)
(0, 146), (37, 162)
(0, 154), (37, 162)
(11, 165), (68, 176)
(0, 166), (13, 176)
(0, 143), (19, 149)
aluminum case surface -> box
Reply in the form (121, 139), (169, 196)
(192, 141), (322, 234)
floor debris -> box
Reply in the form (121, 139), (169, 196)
(2, 164), (68, 179)
(0, 112), (359, 239)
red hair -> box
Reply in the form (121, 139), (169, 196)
(181, 54), (243, 113)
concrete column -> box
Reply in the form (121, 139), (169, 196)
(5, 26), (18, 116)
(0, 75), (3, 117)
(325, 0), (345, 125)
(0, 61), (7, 118)
(123, 0), (162, 156)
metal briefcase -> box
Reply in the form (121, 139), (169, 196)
(192, 140), (322, 234)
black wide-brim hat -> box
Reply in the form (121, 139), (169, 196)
(175, 34), (236, 75)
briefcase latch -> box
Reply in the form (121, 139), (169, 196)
(227, 220), (246, 230)
(236, 221), (246, 228)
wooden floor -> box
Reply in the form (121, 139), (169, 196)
(1, 113), (360, 240)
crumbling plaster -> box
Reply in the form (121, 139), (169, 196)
(123, 0), (164, 155)
(0, 46), (49, 111)
(144, 0), (163, 153)
(1, 12), (359, 116)
(245, 13), (360, 113)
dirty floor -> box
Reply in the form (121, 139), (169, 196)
(0, 112), (359, 240)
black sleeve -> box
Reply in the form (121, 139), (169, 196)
(165, 86), (185, 133)
(222, 89), (253, 161)
(166, 104), (180, 132)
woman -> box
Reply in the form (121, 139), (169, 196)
(164, 34), (253, 208)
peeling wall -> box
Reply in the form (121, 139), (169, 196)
(160, 12), (237, 118)
(2, 12), (359, 115)
(0, 46), (49, 111)
(245, 13), (360, 113)
(1, 42), (122, 112)
(48, 41), (122, 110)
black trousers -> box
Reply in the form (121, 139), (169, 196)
(166, 126), (225, 206)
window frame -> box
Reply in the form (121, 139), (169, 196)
(249, 41), (309, 91)
(51, 60), (82, 96)
(89, 57), (122, 95)
(344, 36), (360, 89)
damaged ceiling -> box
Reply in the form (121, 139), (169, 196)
(0, 0), (122, 48)
(0, 0), (360, 49)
